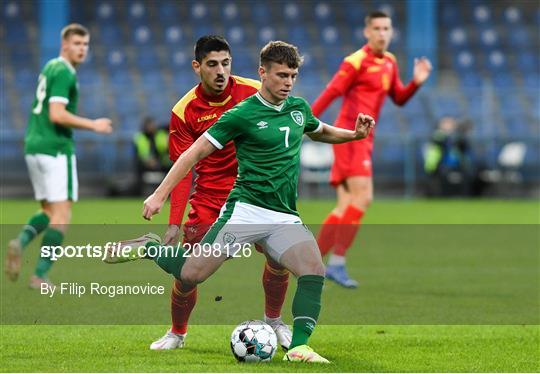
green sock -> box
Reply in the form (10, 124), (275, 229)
(35, 228), (63, 278)
(146, 242), (186, 280)
(18, 212), (50, 249)
(290, 274), (325, 349)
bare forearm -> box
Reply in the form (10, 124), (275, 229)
(154, 137), (215, 200)
(49, 103), (112, 134)
(51, 109), (95, 130)
(308, 125), (356, 144)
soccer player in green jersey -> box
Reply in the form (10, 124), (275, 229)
(5, 24), (113, 288)
(108, 41), (373, 363)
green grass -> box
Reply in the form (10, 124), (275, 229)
(1, 198), (539, 372)
(1, 198), (538, 224)
(1, 325), (538, 372)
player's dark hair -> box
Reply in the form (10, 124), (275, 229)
(365, 10), (390, 26)
(259, 41), (303, 69)
(61, 23), (89, 40)
(194, 35), (231, 63)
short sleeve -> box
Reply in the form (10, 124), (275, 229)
(49, 68), (74, 105)
(302, 99), (323, 134)
(204, 110), (242, 149)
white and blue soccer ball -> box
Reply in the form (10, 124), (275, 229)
(230, 320), (278, 362)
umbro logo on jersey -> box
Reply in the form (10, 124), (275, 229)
(256, 121), (268, 129)
(291, 111), (304, 126)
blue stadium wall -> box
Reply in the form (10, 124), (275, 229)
(1, 0), (538, 196)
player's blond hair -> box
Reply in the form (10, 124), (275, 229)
(260, 41), (303, 69)
(61, 23), (89, 40)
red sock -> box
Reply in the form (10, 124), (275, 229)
(317, 212), (341, 257)
(334, 205), (364, 257)
(170, 279), (197, 335)
(263, 262), (289, 319)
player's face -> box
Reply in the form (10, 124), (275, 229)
(258, 62), (298, 105)
(193, 51), (232, 96)
(62, 34), (90, 66)
(364, 17), (393, 53)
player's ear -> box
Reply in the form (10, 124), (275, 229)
(258, 65), (266, 79)
(60, 37), (68, 52)
(192, 60), (201, 75)
(388, 25), (394, 37)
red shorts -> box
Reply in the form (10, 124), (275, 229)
(330, 137), (374, 186)
(182, 202), (220, 245)
(182, 201), (264, 254)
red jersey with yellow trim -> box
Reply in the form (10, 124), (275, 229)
(168, 76), (260, 224)
(312, 44), (418, 141)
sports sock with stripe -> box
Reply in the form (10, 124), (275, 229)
(170, 278), (197, 335)
(147, 242), (187, 280)
(316, 212), (341, 257)
(35, 227), (63, 278)
(290, 274), (324, 349)
(334, 205), (364, 257)
(18, 211), (50, 250)
(262, 261), (289, 319)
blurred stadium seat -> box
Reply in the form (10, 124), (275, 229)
(1, 0), (538, 192)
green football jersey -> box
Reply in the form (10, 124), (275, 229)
(24, 57), (79, 156)
(205, 92), (323, 216)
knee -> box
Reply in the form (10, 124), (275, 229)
(180, 267), (207, 286)
(49, 209), (71, 226)
(266, 257), (286, 272)
(313, 263), (326, 277)
(350, 193), (372, 211)
(313, 264), (326, 277)
(306, 260), (325, 277)
(332, 206), (346, 216)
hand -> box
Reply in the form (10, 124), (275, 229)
(354, 113), (375, 140)
(413, 57), (433, 85)
(163, 224), (181, 245)
(142, 192), (165, 220)
(93, 118), (113, 134)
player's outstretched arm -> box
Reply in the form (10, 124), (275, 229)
(307, 113), (375, 144)
(49, 102), (112, 133)
(142, 136), (217, 220)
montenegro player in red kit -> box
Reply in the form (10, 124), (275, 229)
(150, 36), (292, 350)
(312, 11), (432, 288)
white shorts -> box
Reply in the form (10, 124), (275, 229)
(25, 153), (79, 202)
(201, 201), (316, 263)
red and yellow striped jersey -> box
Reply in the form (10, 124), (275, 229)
(168, 76), (260, 224)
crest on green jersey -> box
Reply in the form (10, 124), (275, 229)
(291, 111), (304, 126)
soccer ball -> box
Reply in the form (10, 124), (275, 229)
(230, 320), (278, 362)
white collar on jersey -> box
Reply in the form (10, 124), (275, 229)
(58, 56), (76, 74)
(255, 92), (285, 112)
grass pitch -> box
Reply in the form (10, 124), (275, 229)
(2, 325), (538, 372)
(1, 198), (538, 372)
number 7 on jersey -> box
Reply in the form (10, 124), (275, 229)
(279, 126), (290, 148)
